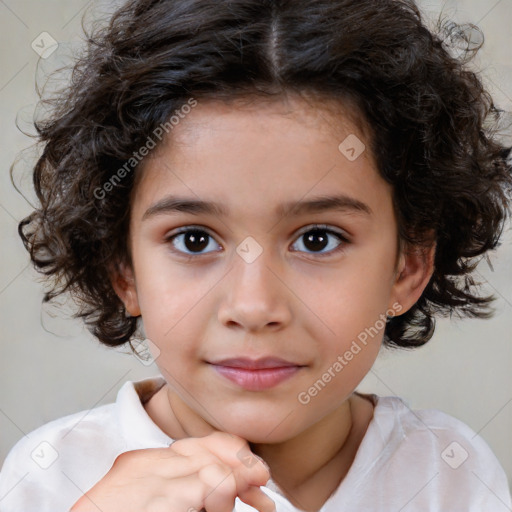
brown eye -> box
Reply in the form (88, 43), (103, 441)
(166, 228), (221, 256)
(291, 225), (348, 257)
(303, 229), (329, 252)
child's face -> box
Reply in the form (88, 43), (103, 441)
(115, 95), (431, 443)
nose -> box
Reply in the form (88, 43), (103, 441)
(217, 247), (292, 333)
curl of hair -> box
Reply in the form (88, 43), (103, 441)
(13, 0), (512, 349)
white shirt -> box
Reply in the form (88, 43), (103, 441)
(0, 375), (510, 512)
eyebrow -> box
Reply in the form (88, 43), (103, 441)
(142, 193), (372, 221)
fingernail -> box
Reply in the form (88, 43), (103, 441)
(255, 454), (270, 470)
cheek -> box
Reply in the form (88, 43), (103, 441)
(289, 257), (392, 378)
(134, 247), (205, 315)
(310, 309), (383, 401)
(294, 264), (392, 337)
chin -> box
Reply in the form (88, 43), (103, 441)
(217, 411), (306, 444)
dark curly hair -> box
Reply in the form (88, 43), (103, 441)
(12, 0), (512, 350)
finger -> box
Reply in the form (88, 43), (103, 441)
(171, 431), (244, 459)
(159, 443), (263, 500)
(198, 434), (271, 487)
(166, 472), (233, 512)
(238, 485), (277, 512)
(230, 445), (271, 486)
(172, 433), (271, 487)
(164, 448), (270, 506)
(164, 453), (232, 481)
(199, 463), (239, 512)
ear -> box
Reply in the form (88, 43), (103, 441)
(110, 261), (141, 317)
(388, 241), (436, 315)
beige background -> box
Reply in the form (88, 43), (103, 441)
(0, 0), (511, 492)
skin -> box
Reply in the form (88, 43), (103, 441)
(112, 93), (435, 511)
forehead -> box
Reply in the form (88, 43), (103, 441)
(132, 94), (392, 226)
(156, 94), (371, 154)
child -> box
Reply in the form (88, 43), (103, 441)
(1, 0), (511, 510)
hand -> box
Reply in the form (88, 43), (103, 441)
(70, 431), (275, 512)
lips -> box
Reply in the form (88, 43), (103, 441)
(207, 357), (305, 391)
(208, 356), (302, 370)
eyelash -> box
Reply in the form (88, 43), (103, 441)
(164, 224), (350, 260)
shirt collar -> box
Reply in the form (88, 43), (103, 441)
(116, 374), (173, 449)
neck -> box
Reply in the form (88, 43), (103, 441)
(157, 386), (355, 491)
(248, 398), (353, 491)
(144, 386), (370, 512)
